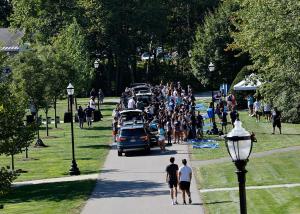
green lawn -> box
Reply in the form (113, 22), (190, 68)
(0, 99), (115, 181)
(0, 180), (95, 214)
(197, 150), (300, 189)
(192, 110), (300, 161)
(197, 147), (300, 213)
(202, 187), (300, 214)
(0, 98), (116, 214)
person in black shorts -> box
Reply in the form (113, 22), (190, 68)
(272, 107), (282, 134)
(178, 159), (192, 204)
(166, 157), (178, 205)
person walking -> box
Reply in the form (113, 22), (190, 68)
(166, 157), (179, 205)
(272, 107), (282, 134)
(157, 123), (166, 152)
(77, 106), (85, 129)
(253, 99), (262, 122)
(84, 105), (93, 128)
(178, 159), (192, 205)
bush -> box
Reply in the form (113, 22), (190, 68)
(0, 167), (16, 196)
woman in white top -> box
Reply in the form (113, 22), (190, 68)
(89, 97), (96, 110)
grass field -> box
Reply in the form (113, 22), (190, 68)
(193, 98), (300, 213)
(202, 187), (300, 214)
(192, 110), (300, 161)
(197, 150), (300, 189)
(0, 98), (116, 214)
(0, 180), (95, 214)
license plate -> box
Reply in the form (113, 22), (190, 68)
(130, 139), (136, 142)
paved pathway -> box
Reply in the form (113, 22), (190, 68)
(200, 183), (300, 193)
(191, 145), (300, 167)
(81, 144), (205, 214)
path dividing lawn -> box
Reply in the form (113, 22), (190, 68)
(196, 143), (300, 214)
(0, 98), (116, 214)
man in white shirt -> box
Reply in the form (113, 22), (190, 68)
(127, 97), (136, 109)
(253, 99), (261, 122)
(178, 159), (192, 204)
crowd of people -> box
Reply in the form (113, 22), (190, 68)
(77, 88), (104, 129)
(112, 82), (208, 151)
(112, 82), (283, 149)
(246, 94), (282, 134)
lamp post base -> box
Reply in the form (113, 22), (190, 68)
(69, 160), (80, 176)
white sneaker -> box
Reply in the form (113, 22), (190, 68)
(172, 201), (176, 205)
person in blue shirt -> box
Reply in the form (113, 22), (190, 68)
(247, 95), (254, 116)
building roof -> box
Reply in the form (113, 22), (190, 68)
(0, 28), (24, 52)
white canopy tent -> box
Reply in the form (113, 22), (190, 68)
(233, 74), (262, 91)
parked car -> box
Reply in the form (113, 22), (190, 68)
(141, 52), (154, 61)
(117, 124), (151, 156)
(130, 83), (148, 87)
(119, 109), (144, 127)
(132, 85), (151, 94)
(136, 92), (153, 107)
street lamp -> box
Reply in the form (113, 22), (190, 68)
(225, 120), (253, 214)
(67, 83), (80, 176)
(208, 62), (216, 123)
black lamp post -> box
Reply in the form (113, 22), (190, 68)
(208, 62), (216, 123)
(225, 120), (253, 214)
(67, 83), (80, 176)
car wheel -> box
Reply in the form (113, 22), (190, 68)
(145, 146), (150, 154)
(118, 150), (122, 156)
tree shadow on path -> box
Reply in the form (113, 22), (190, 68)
(91, 179), (168, 198)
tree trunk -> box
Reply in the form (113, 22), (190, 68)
(54, 96), (57, 128)
(35, 109), (47, 147)
(25, 147), (28, 159)
(75, 96), (78, 110)
(46, 108), (49, 137)
(11, 154), (14, 171)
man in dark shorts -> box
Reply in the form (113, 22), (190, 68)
(166, 157), (178, 205)
(178, 159), (192, 204)
(272, 107), (282, 134)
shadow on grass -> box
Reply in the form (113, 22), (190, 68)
(1, 180), (95, 205)
(84, 126), (112, 131)
(91, 179), (168, 198)
(103, 101), (119, 105)
(78, 144), (111, 149)
(201, 200), (235, 205)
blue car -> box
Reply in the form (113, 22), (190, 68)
(117, 124), (151, 156)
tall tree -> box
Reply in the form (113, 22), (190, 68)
(190, 0), (248, 89)
(0, 0), (11, 27)
(10, 0), (78, 43)
(231, 0), (300, 122)
(9, 49), (49, 146)
(0, 72), (35, 171)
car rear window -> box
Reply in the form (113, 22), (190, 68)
(121, 128), (146, 136)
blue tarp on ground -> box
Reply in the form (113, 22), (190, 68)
(187, 139), (219, 149)
(196, 103), (206, 111)
(193, 143), (219, 149)
(187, 139), (216, 144)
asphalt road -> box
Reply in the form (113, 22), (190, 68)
(81, 144), (205, 214)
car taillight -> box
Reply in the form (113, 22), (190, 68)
(118, 137), (127, 142)
(140, 136), (148, 141)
